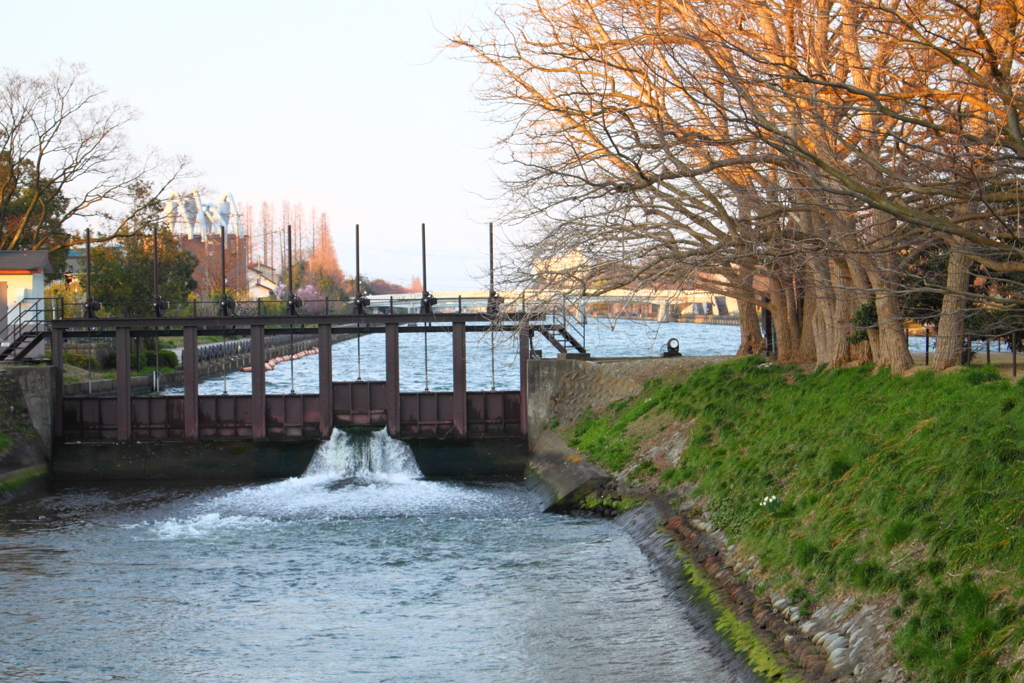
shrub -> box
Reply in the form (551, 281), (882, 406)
(64, 352), (101, 371)
(108, 349), (179, 371)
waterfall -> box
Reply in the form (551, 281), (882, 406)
(304, 429), (422, 480)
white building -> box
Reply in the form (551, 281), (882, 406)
(0, 251), (56, 355)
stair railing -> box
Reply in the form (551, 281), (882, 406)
(0, 297), (62, 349)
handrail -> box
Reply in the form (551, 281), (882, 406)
(0, 297), (62, 345)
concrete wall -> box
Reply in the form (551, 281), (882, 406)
(525, 430), (610, 511)
(53, 440), (319, 481)
(0, 365), (56, 501)
(409, 437), (528, 479)
(524, 358), (644, 510)
(53, 435), (529, 482)
(526, 358), (642, 449)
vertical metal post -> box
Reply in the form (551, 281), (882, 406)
(221, 327), (228, 395)
(487, 222), (497, 314)
(1014, 331), (1018, 379)
(52, 327), (63, 442)
(519, 328), (530, 436)
(419, 222), (433, 314)
(153, 223), (159, 314)
(85, 228), (94, 318)
(385, 322), (400, 437)
(116, 327), (131, 442)
(251, 325), (266, 441)
(318, 323), (333, 439)
(154, 328), (160, 395)
(453, 321), (467, 437)
(183, 326), (199, 440)
(355, 224), (363, 314)
(925, 328), (930, 366)
(987, 339), (991, 365)
(356, 324), (362, 381)
(421, 223), (428, 295)
(221, 220), (227, 303)
(287, 224), (295, 316)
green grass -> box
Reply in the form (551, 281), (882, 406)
(569, 356), (1024, 681)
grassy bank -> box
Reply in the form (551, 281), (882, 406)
(569, 356), (1024, 681)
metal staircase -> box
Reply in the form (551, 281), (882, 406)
(0, 298), (59, 362)
(533, 293), (587, 355)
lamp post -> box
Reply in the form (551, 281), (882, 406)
(420, 223), (436, 314)
(219, 220), (235, 317)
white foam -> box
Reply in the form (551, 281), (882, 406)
(141, 430), (510, 536)
(304, 428), (423, 480)
(150, 512), (271, 539)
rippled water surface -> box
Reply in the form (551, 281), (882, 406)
(1, 432), (740, 682)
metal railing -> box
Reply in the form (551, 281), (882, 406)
(0, 297), (63, 345)
(58, 296), (519, 320)
(517, 291), (588, 353)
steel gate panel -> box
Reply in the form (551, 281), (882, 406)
(62, 397), (118, 441)
(399, 392), (455, 438)
(198, 395), (253, 439)
(467, 391), (522, 437)
(333, 381), (387, 427)
(266, 394), (320, 439)
(131, 396), (185, 440)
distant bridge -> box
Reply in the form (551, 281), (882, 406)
(366, 289), (739, 322)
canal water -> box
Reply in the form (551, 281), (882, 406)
(2, 321), (749, 681)
(1, 431), (745, 682)
(172, 318), (741, 395)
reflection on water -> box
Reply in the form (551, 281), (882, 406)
(0, 429), (742, 683)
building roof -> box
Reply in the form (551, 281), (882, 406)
(0, 251), (57, 275)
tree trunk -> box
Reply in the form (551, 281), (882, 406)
(798, 277), (819, 362)
(933, 246), (971, 370)
(769, 275), (803, 363)
(864, 213), (914, 373)
(737, 298), (766, 356)
(838, 256), (874, 363)
(735, 267), (765, 356)
(808, 257), (850, 366)
(872, 292), (913, 372)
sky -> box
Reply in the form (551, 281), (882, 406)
(2, 0), (510, 291)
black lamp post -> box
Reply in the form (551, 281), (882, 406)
(219, 220), (235, 317)
(420, 223), (436, 314)
(152, 223), (167, 317)
(84, 228), (101, 318)
(286, 224), (302, 315)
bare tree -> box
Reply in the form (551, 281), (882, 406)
(0, 62), (192, 254)
(454, 0), (1024, 370)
